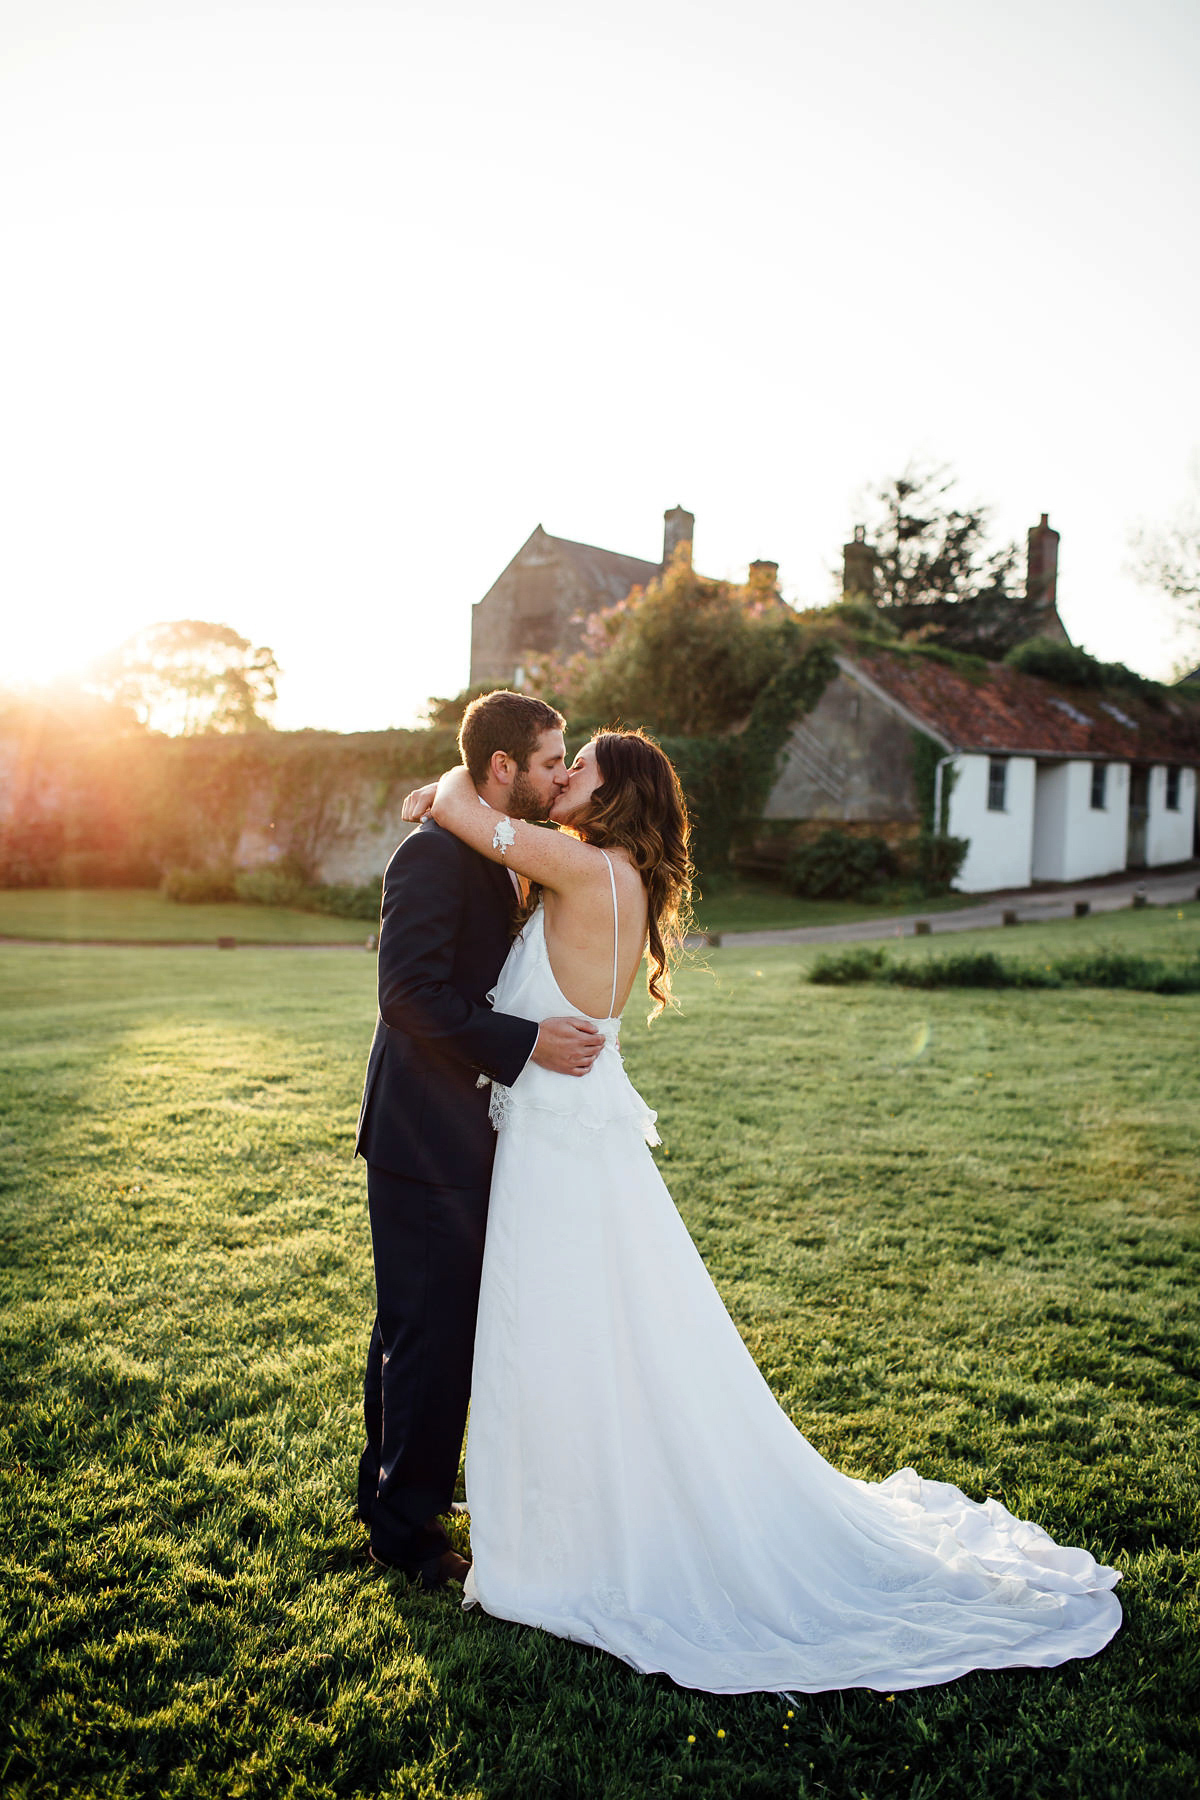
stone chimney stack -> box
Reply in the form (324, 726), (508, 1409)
(748, 559), (779, 595)
(842, 525), (877, 600)
(663, 505), (694, 568)
(1026, 513), (1069, 641)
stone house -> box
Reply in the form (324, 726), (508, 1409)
(762, 650), (1200, 892)
(470, 507), (696, 688)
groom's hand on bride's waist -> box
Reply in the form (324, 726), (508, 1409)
(531, 1016), (605, 1077)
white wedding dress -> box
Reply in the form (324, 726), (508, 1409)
(462, 859), (1121, 1694)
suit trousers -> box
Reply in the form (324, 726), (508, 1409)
(358, 1164), (490, 1568)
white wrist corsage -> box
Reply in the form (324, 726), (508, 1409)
(491, 817), (517, 855)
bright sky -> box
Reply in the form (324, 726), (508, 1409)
(2, 0), (1198, 731)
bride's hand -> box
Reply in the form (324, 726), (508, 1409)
(401, 780), (440, 823)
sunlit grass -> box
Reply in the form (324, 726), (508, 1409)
(1, 929), (1197, 1798)
(0, 887), (370, 943)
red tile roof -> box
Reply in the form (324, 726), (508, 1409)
(842, 650), (1200, 765)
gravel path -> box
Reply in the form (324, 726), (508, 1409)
(714, 864), (1200, 948)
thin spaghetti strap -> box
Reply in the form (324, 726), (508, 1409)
(600, 850), (619, 1017)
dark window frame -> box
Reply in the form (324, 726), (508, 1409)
(1165, 766), (1181, 812)
(986, 756), (1008, 813)
(1090, 763), (1108, 811)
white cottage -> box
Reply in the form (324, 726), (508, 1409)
(762, 650), (1200, 894)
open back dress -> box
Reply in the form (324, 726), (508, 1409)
(462, 860), (1121, 1694)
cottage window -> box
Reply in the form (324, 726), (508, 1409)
(986, 757), (1008, 812)
(1090, 763), (1108, 810)
(1165, 766), (1181, 811)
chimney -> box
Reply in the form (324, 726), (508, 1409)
(1026, 513), (1069, 641)
(748, 559), (779, 594)
(663, 505), (694, 568)
(842, 524), (877, 600)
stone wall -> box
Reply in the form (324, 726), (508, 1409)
(233, 781), (423, 885)
(0, 721), (446, 888)
(762, 669), (922, 825)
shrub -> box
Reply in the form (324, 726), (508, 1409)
(0, 821), (66, 887)
(783, 829), (897, 900)
(301, 878), (383, 922)
(809, 946), (890, 984)
(162, 859), (383, 919)
(161, 865), (238, 904)
(913, 831), (970, 894)
(658, 735), (744, 876)
(1051, 948), (1200, 995)
(237, 867), (383, 920)
(54, 849), (161, 888)
(889, 950), (1052, 989)
(234, 863), (308, 908)
(1004, 637), (1165, 704)
(562, 557), (806, 739)
(808, 945), (1200, 994)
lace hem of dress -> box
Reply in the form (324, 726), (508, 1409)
(487, 1080), (661, 1148)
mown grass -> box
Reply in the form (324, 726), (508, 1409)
(782, 897), (1200, 972)
(1, 926), (1198, 1799)
(0, 878), (974, 945)
(687, 874), (975, 936)
(0, 889), (369, 943)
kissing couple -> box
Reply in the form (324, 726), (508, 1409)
(354, 689), (1120, 1695)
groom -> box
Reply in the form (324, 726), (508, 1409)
(355, 689), (605, 1586)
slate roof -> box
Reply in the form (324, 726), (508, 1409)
(534, 529), (662, 602)
(840, 650), (1200, 765)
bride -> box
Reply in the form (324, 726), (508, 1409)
(419, 726), (1121, 1695)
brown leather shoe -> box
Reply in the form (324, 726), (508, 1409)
(417, 1549), (471, 1590)
(368, 1544), (471, 1590)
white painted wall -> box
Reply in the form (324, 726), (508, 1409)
(1077, 760), (1130, 876)
(1031, 762), (1071, 881)
(1031, 759), (1129, 881)
(947, 753), (1036, 891)
(1146, 765), (1197, 866)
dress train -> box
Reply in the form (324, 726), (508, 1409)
(462, 892), (1120, 1694)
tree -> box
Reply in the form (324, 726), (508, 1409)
(854, 463), (1020, 610)
(542, 552), (801, 738)
(1129, 476), (1200, 644)
(421, 684), (493, 730)
(89, 620), (280, 734)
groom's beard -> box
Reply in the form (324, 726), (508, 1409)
(508, 770), (555, 823)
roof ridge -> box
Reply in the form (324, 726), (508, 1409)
(539, 529), (661, 568)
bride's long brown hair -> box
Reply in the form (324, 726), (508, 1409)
(575, 728), (693, 1020)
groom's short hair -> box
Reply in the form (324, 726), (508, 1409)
(459, 691), (565, 785)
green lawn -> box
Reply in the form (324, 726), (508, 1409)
(0, 879), (974, 945)
(1, 921), (1198, 1798)
(833, 896), (1200, 970)
(6, 875), (1174, 949)
(0, 888), (370, 943)
(691, 873), (974, 935)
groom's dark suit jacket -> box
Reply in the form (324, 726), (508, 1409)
(355, 820), (538, 1188)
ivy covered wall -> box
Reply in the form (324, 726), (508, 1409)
(0, 722), (455, 887)
(1, 649), (838, 888)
